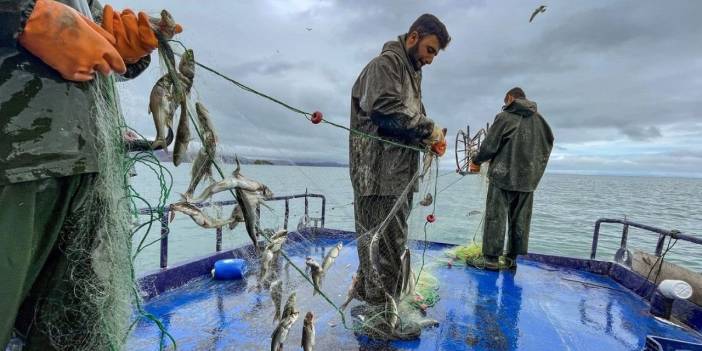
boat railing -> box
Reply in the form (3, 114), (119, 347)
(590, 218), (702, 261)
(138, 193), (326, 268)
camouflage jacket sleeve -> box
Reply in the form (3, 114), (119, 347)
(473, 112), (519, 165)
(0, 0), (35, 48)
(362, 55), (434, 145)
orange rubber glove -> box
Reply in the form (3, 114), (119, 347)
(430, 127), (447, 156)
(18, 0), (126, 81)
(101, 6), (159, 64)
(469, 162), (481, 173)
(431, 139), (447, 156)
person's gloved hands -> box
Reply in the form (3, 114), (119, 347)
(425, 126), (447, 157)
(101, 6), (169, 64)
(18, 0), (126, 81)
(469, 162), (481, 173)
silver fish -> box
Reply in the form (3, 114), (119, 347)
(418, 318), (440, 329)
(177, 48), (196, 81)
(407, 270), (416, 299)
(228, 204), (244, 230)
(170, 202), (234, 229)
(322, 242), (342, 273)
(260, 249), (275, 285)
(148, 9), (180, 39)
(271, 311), (299, 351)
(419, 193), (433, 207)
(182, 102), (217, 199)
(265, 236), (287, 254)
(148, 75), (179, 151)
(270, 280), (283, 322)
(191, 175), (268, 203)
(369, 231), (381, 278)
(305, 257), (323, 295)
(270, 229), (288, 241)
(149, 50), (195, 153)
(260, 236), (288, 285)
(172, 50), (195, 166)
(339, 274), (357, 311)
(195, 102), (218, 153)
(233, 157), (274, 254)
(237, 189), (268, 254)
(281, 292), (297, 320)
(385, 292), (398, 331)
(301, 311), (315, 351)
(400, 248), (413, 297)
(172, 99), (190, 166)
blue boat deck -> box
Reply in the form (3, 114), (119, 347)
(129, 231), (702, 350)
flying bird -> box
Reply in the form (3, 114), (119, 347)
(529, 5), (547, 23)
(306, 27), (312, 31)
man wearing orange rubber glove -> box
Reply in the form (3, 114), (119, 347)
(0, 0), (181, 349)
(349, 14), (449, 339)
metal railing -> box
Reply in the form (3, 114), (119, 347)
(590, 218), (702, 260)
(138, 193), (326, 268)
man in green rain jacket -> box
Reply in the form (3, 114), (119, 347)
(471, 87), (554, 269)
(349, 14), (449, 338)
(0, 1), (180, 349)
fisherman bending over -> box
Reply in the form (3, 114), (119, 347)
(0, 1), (181, 349)
(349, 13), (450, 338)
(470, 87), (554, 270)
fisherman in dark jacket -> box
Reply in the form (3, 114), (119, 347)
(471, 87), (554, 270)
(0, 1), (181, 349)
(349, 14), (449, 339)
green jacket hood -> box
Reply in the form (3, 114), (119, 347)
(503, 98), (537, 117)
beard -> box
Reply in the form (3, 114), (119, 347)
(407, 44), (422, 71)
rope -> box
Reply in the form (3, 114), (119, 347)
(168, 40), (429, 154)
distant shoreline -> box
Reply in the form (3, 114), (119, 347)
(148, 151), (700, 178)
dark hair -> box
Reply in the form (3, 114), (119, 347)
(408, 14), (451, 49)
(506, 87), (526, 99)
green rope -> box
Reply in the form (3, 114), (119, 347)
(168, 40), (430, 154)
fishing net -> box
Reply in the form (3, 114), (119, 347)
(28, 75), (136, 350)
(109, 33), (500, 349)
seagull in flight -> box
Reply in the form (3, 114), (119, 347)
(529, 5), (547, 23)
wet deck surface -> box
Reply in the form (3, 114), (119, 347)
(128, 235), (702, 350)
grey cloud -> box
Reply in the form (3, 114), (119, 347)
(618, 125), (662, 141)
(110, 0), (702, 175)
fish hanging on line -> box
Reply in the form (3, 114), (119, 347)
(281, 292), (297, 320)
(339, 274), (357, 311)
(321, 242), (343, 274)
(305, 257), (323, 296)
(271, 310), (299, 351)
(169, 201), (234, 229)
(148, 49), (195, 153)
(270, 280), (283, 322)
(172, 50), (196, 166)
(419, 193), (433, 207)
(148, 10), (181, 39)
(182, 102), (219, 200)
(301, 311), (316, 351)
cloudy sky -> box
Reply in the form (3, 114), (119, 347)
(111, 0), (702, 177)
